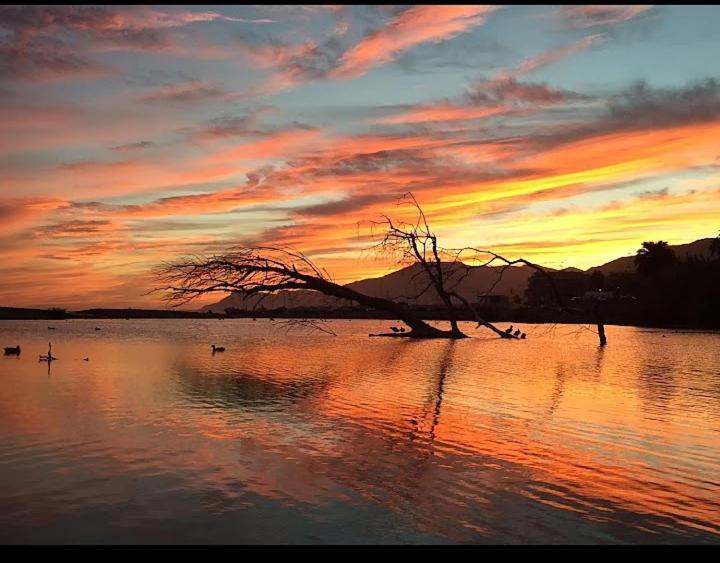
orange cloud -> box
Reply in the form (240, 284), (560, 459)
(0, 197), (69, 232)
(376, 104), (505, 125)
(207, 128), (323, 165)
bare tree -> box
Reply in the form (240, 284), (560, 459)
(156, 193), (590, 341)
(156, 244), (464, 339)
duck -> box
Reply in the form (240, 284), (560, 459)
(520, 333), (527, 339)
(504, 325), (514, 335)
(513, 329), (521, 337)
(47, 326), (56, 330)
(83, 357), (89, 362)
(94, 327), (101, 331)
(3, 345), (21, 356)
(399, 327), (406, 333)
(211, 344), (226, 353)
(390, 326), (400, 333)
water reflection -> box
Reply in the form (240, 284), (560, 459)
(0, 320), (718, 544)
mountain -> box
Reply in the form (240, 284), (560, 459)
(201, 261), (541, 313)
(200, 238), (717, 313)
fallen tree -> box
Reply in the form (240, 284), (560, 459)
(157, 193), (603, 342)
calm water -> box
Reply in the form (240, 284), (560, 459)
(0, 319), (719, 544)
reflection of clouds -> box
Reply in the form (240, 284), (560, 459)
(1, 322), (719, 542)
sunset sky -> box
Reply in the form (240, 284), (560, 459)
(2, 4), (720, 309)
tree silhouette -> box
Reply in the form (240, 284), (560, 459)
(711, 231), (720, 258)
(634, 241), (676, 277)
(156, 193), (557, 340)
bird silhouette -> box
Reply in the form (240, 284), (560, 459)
(212, 344), (226, 353)
(83, 357), (89, 361)
(3, 345), (21, 356)
(390, 326), (400, 333)
(520, 333), (526, 339)
(399, 327), (406, 333)
(39, 342), (57, 362)
(504, 325), (514, 334)
(513, 329), (521, 337)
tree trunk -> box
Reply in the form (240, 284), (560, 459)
(300, 274), (466, 339)
(594, 302), (608, 346)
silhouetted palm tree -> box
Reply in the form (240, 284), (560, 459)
(711, 232), (720, 258)
(634, 241), (676, 277)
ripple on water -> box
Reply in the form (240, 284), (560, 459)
(0, 320), (719, 544)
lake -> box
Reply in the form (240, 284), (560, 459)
(0, 319), (719, 544)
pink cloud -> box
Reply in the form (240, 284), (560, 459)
(334, 5), (497, 79)
(512, 34), (607, 78)
(376, 104), (505, 125)
(237, 40), (318, 69)
(0, 102), (80, 130)
(206, 128), (323, 165)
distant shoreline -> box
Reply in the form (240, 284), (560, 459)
(0, 307), (220, 321)
(1, 306), (717, 332)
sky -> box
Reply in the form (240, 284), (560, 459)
(2, 4), (720, 309)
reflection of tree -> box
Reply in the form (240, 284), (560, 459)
(593, 344), (606, 375)
(409, 341), (455, 456)
(535, 347), (605, 427)
(545, 363), (566, 420)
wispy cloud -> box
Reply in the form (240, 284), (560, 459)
(333, 5), (498, 79)
(236, 5), (498, 95)
(0, 5), (266, 81)
(503, 34), (607, 79)
(111, 141), (156, 151)
(376, 34), (601, 127)
(554, 5), (654, 29)
(136, 80), (233, 105)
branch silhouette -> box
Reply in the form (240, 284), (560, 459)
(156, 193), (573, 340)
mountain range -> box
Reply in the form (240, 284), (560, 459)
(201, 238), (716, 313)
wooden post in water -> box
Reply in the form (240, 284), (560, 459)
(593, 302), (607, 346)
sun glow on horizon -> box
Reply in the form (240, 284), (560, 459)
(2, 5), (720, 308)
